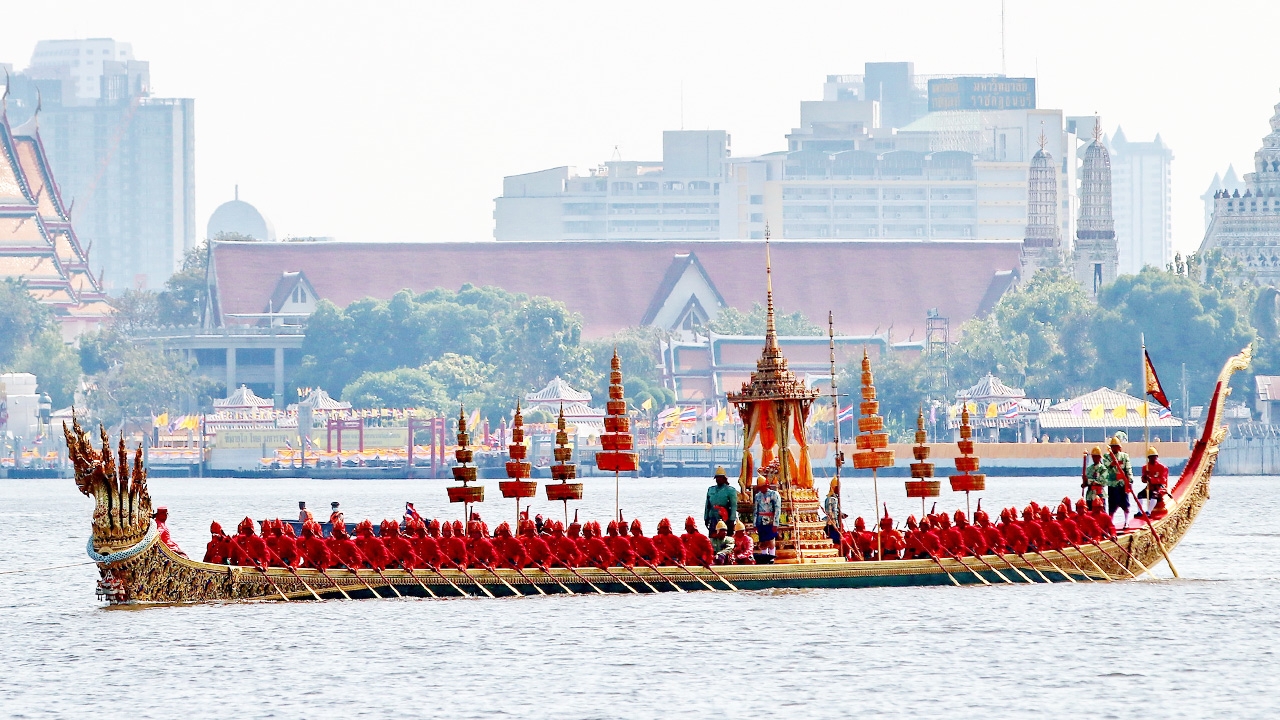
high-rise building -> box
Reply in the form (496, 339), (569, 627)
(1021, 133), (1062, 275)
(1073, 119), (1118, 296)
(1199, 91), (1280, 283)
(493, 130), (726, 241)
(3, 39), (194, 291)
(1108, 127), (1173, 273)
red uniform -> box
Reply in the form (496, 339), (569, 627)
(519, 521), (553, 568)
(680, 517), (715, 566)
(443, 528), (470, 569)
(267, 520), (300, 568)
(203, 521), (229, 564)
(877, 516), (905, 560)
(493, 523), (528, 569)
(152, 508), (186, 557)
(382, 522), (420, 569)
(582, 522), (615, 568)
(327, 524), (365, 569)
(604, 522), (635, 567)
(467, 523), (498, 568)
(852, 518), (876, 559)
(548, 523), (581, 568)
(354, 521), (391, 570)
(629, 520), (660, 566)
(653, 519), (686, 565)
(407, 522), (442, 567)
(298, 523), (334, 569)
(233, 517), (271, 567)
(999, 519), (1029, 555)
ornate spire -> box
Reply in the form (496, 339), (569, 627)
(765, 232), (778, 353)
(1038, 120), (1048, 151)
(1093, 114), (1102, 141)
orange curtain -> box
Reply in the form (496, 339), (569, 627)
(790, 402), (814, 489)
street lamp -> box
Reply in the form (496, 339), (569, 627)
(37, 392), (51, 430)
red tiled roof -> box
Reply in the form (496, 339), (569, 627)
(208, 240), (1023, 338)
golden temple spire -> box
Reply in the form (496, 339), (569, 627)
(764, 230), (778, 353)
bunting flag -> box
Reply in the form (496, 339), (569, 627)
(838, 404), (856, 423)
(678, 407), (699, 423)
(985, 402), (998, 418)
(641, 397), (654, 411)
(1157, 407), (1172, 420)
(1002, 404), (1019, 419)
(154, 412), (169, 429)
(1089, 404), (1105, 420)
(1070, 400), (1084, 417)
(714, 406), (729, 426)
(1144, 349), (1171, 409)
(1112, 405), (1128, 419)
(1137, 402), (1149, 418)
(469, 408), (481, 433)
(965, 402), (978, 414)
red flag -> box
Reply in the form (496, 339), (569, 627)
(1144, 350), (1171, 410)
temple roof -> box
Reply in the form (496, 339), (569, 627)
(215, 384), (274, 409)
(956, 373), (1025, 401)
(206, 239), (1024, 339)
(525, 376), (592, 403)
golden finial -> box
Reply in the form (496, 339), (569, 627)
(764, 230), (778, 351)
(457, 403), (466, 433)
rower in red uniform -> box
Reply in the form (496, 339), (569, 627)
(680, 517), (715, 567)
(852, 517), (876, 560)
(231, 517), (271, 568)
(605, 521), (635, 567)
(519, 520), (552, 569)
(1038, 508), (1066, 551)
(936, 513), (963, 557)
(973, 504), (1004, 555)
(354, 520), (390, 570)
(629, 520), (659, 567)
(492, 522), (528, 569)
(998, 510), (1030, 555)
(955, 510), (987, 556)
(151, 507), (187, 557)
(268, 519), (300, 568)
(442, 522), (470, 569)
(382, 521), (420, 570)
(653, 518), (686, 565)
(1020, 507), (1043, 551)
(878, 507), (906, 560)
(298, 522), (334, 569)
(915, 517), (944, 560)
(1055, 504), (1081, 547)
(204, 521), (229, 564)
(327, 522), (365, 570)
(1090, 498), (1116, 539)
(903, 516), (924, 560)
(548, 521), (581, 568)
(406, 519), (442, 568)
(467, 521), (499, 569)
(582, 522), (615, 569)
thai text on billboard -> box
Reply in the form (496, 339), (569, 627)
(928, 77), (1036, 112)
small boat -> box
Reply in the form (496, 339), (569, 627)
(71, 251), (1250, 603)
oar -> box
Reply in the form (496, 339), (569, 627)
(316, 567), (353, 599)
(942, 550), (991, 585)
(671, 561), (719, 592)
(342, 565), (383, 598)
(263, 545), (323, 601)
(1067, 541), (1115, 581)
(1084, 540), (1140, 579)
(594, 565), (639, 593)
(511, 566), (548, 596)
(991, 552), (1035, 584)
(621, 565), (660, 593)
(533, 562), (575, 595)
(1013, 552), (1054, 583)
(449, 562), (496, 598)
(1031, 549), (1077, 583)
(638, 559), (686, 592)
(479, 563), (524, 596)
(399, 564), (438, 598)
(228, 536), (291, 600)
(1052, 547), (1098, 582)
(702, 564), (739, 591)
(425, 563), (471, 597)
(963, 550), (1014, 584)
(1106, 536), (1156, 578)
(556, 562), (606, 594)
(351, 547), (401, 597)
(924, 551), (962, 586)
(1114, 448), (1180, 578)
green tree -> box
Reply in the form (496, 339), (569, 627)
(0, 278), (54, 367)
(840, 351), (931, 442)
(342, 367), (449, 411)
(157, 242), (208, 326)
(708, 303), (822, 336)
(14, 329), (81, 408)
(582, 326), (672, 409)
(83, 345), (207, 426)
(1093, 267), (1254, 405)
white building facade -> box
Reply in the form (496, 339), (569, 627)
(1108, 128), (1173, 273)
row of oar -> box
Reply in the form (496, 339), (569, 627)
(922, 535), (1155, 586)
(244, 551), (741, 601)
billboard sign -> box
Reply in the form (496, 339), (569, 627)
(928, 77), (1036, 112)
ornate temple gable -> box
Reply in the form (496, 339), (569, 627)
(639, 252), (726, 334)
(1200, 90), (1280, 284)
(13, 136), (61, 220)
(265, 270), (318, 317)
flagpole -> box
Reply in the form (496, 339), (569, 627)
(829, 312), (844, 532)
(1142, 333), (1149, 451)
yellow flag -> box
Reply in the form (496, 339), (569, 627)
(154, 412), (168, 429)
(1089, 404), (1105, 420)
(985, 403), (998, 418)
(641, 397), (654, 411)
(966, 402), (977, 414)
(715, 406), (728, 426)
(1138, 402), (1149, 418)
(1112, 405), (1127, 419)
(469, 408), (481, 432)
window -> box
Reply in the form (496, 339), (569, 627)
(750, 213), (764, 223)
(750, 194), (763, 205)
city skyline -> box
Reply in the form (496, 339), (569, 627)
(1, 1), (1277, 259)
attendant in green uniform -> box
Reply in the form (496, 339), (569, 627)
(704, 466), (738, 532)
(1103, 436), (1133, 527)
(1081, 447), (1108, 505)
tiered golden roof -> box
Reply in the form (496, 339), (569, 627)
(727, 242), (821, 405)
(851, 351), (895, 470)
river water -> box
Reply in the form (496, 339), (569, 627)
(1, 474), (1276, 719)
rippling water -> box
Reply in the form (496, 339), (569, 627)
(1, 474), (1277, 719)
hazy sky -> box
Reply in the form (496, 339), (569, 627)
(3, 1), (1279, 255)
